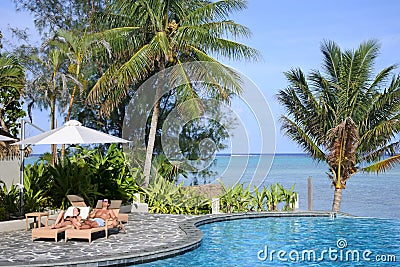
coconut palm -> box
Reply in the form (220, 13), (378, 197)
(50, 29), (114, 122)
(86, 0), (260, 187)
(277, 39), (400, 212)
(48, 29), (118, 158)
(26, 48), (81, 164)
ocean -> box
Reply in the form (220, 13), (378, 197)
(26, 154), (400, 219)
(181, 154), (400, 219)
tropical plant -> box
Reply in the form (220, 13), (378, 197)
(47, 156), (99, 209)
(22, 182), (49, 213)
(0, 53), (26, 132)
(249, 186), (267, 211)
(277, 39), (400, 212)
(265, 183), (282, 211)
(87, 0), (260, 187)
(12, 0), (95, 36)
(0, 50), (26, 159)
(50, 29), (113, 122)
(143, 176), (210, 214)
(279, 184), (298, 211)
(81, 144), (140, 203)
(0, 180), (19, 220)
(48, 29), (117, 158)
(219, 182), (252, 213)
(22, 161), (52, 212)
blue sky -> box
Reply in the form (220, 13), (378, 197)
(1, 0), (400, 154)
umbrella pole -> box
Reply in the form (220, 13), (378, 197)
(17, 120), (45, 214)
(19, 119), (26, 214)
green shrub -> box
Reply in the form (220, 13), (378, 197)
(219, 181), (298, 213)
(219, 182), (252, 213)
(0, 180), (19, 220)
(143, 176), (210, 214)
(21, 144), (141, 210)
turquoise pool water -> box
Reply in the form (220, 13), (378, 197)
(136, 217), (399, 266)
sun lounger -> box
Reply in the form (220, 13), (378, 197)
(31, 225), (72, 242)
(67, 194), (129, 223)
(65, 200), (126, 243)
(67, 194), (87, 207)
(32, 200), (90, 242)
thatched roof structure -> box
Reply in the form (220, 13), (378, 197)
(0, 141), (32, 160)
(0, 130), (31, 160)
(187, 184), (224, 199)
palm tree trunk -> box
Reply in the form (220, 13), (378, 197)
(62, 63), (81, 160)
(65, 83), (78, 122)
(143, 94), (161, 187)
(143, 58), (165, 187)
(0, 109), (9, 132)
(332, 187), (342, 212)
(50, 100), (57, 165)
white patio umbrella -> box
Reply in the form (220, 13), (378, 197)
(0, 134), (16, 142)
(12, 120), (130, 212)
(13, 120), (130, 145)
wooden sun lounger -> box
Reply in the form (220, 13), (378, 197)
(67, 194), (87, 207)
(32, 225), (72, 242)
(67, 194), (129, 223)
(31, 196), (90, 242)
(65, 200), (126, 243)
(65, 219), (115, 243)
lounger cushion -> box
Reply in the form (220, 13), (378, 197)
(64, 206), (90, 219)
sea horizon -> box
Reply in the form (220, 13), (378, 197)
(25, 153), (400, 220)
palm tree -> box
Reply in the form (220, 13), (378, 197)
(51, 29), (114, 122)
(0, 52), (26, 159)
(26, 48), (79, 164)
(86, 0), (260, 187)
(277, 40), (400, 212)
(49, 29), (115, 158)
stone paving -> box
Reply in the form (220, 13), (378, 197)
(0, 213), (197, 266)
(0, 211), (337, 266)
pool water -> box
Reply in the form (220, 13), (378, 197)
(136, 217), (399, 266)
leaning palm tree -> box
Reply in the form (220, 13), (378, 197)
(277, 39), (400, 212)
(87, 0), (260, 187)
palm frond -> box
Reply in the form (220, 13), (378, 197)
(362, 154), (400, 173)
(183, 0), (247, 25)
(279, 115), (325, 161)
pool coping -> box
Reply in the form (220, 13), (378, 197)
(57, 211), (348, 266)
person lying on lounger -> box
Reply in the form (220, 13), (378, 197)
(79, 199), (118, 229)
(51, 207), (82, 229)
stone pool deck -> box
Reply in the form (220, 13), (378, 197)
(0, 211), (339, 266)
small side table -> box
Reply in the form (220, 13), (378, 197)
(25, 212), (49, 230)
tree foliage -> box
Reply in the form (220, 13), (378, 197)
(277, 39), (400, 211)
(0, 50), (26, 137)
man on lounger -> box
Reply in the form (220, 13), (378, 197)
(79, 199), (118, 229)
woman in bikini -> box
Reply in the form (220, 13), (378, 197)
(79, 199), (118, 229)
(51, 207), (82, 229)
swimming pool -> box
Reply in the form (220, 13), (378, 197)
(135, 216), (399, 266)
